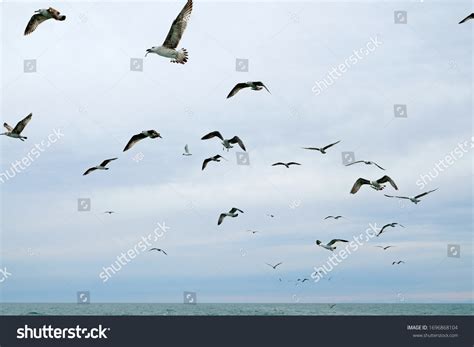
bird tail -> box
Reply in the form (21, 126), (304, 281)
(172, 48), (188, 64)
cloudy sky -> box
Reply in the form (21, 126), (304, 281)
(0, 0), (472, 304)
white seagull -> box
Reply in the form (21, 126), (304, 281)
(24, 8), (66, 36)
(201, 131), (246, 151)
(316, 239), (349, 251)
(271, 162), (301, 168)
(218, 207), (244, 225)
(345, 160), (385, 171)
(83, 158), (118, 176)
(123, 130), (162, 152)
(350, 175), (398, 194)
(459, 13), (474, 24)
(377, 222), (405, 236)
(2, 113), (32, 141)
(145, 0), (193, 64)
(182, 144), (192, 156)
(202, 154), (225, 170)
(302, 140), (341, 154)
(384, 189), (438, 204)
(227, 82), (270, 99)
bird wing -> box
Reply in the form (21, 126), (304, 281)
(227, 83), (249, 98)
(272, 162), (286, 167)
(287, 162), (301, 166)
(3, 123), (13, 132)
(377, 175), (398, 190)
(345, 160), (363, 167)
(83, 167), (97, 176)
(322, 140), (341, 150)
(228, 136), (246, 151)
(254, 81), (270, 93)
(100, 158), (118, 167)
(161, 250), (168, 255)
(302, 147), (320, 150)
(201, 131), (224, 141)
(414, 188), (437, 199)
(384, 194), (409, 199)
(274, 262), (283, 268)
(217, 213), (226, 225)
(202, 158), (212, 171)
(229, 207), (244, 214)
(12, 113), (32, 135)
(459, 13), (474, 24)
(350, 178), (370, 194)
(372, 162), (385, 170)
(324, 216), (333, 220)
(123, 133), (147, 152)
(327, 239), (349, 246)
(24, 13), (49, 35)
(162, 0), (193, 49)
(184, 144), (189, 153)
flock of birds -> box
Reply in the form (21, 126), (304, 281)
(3, 3), (472, 290)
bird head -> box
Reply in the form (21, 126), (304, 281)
(316, 240), (321, 245)
(145, 47), (156, 57)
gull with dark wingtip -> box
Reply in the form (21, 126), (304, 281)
(324, 215), (343, 220)
(392, 261), (405, 265)
(302, 140), (340, 154)
(377, 222), (405, 237)
(83, 158), (118, 176)
(227, 82), (270, 99)
(316, 239), (349, 251)
(218, 207), (244, 225)
(123, 130), (162, 152)
(2, 113), (32, 141)
(271, 162), (301, 168)
(350, 175), (398, 194)
(376, 246), (395, 250)
(345, 160), (385, 171)
(384, 189), (438, 204)
(459, 13), (474, 24)
(202, 155), (225, 171)
(24, 8), (66, 35)
(201, 131), (246, 151)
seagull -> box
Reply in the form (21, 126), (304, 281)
(182, 144), (192, 156)
(459, 13), (474, 24)
(392, 261), (405, 265)
(316, 239), (349, 251)
(201, 131), (246, 151)
(123, 130), (162, 152)
(345, 160), (385, 171)
(384, 189), (438, 204)
(271, 162), (301, 168)
(1, 113), (32, 141)
(302, 140), (340, 154)
(149, 248), (168, 255)
(104, 211), (115, 215)
(247, 230), (260, 234)
(329, 304), (337, 309)
(324, 215), (343, 220)
(266, 214), (275, 218)
(377, 222), (405, 236)
(297, 278), (310, 283)
(227, 82), (270, 99)
(83, 158), (118, 176)
(24, 8), (66, 36)
(145, 0), (192, 64)
(265, 262), (283, 270)
(350, 175), (398, 194)
(218, 207), (244, 225)
(202, 154), (225, 170)
(376, 246), (395, 250)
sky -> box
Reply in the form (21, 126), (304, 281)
(0, 0), (472, 304)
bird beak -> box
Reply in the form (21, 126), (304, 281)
(145, 49), (151, 57)
(158, 134), (162, 138)
(59, 15), (66, 21)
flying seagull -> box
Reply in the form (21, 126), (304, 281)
(392, 261), (405, 265)
(345, 160), (385, 171)
(123, 130), (162, 152)
(271, 162), (301, 168)
(227, 82), (270, 99)
(202, 154), (225, 170)
(297, 278), (310, 283)
(104, 211), (115, 215)
(2, 113), (32, 141)
(384, 189), (438, 204)
(182, 144), (192, 156)
(459, 13), (474, 24)
(302, 140), (340, 154)
(266, 214), (275, 218)
(201, 131), (246, 151)
(350, 175), (398, 194)
(316, 239), (349, 251)
(265, 262), (283, 270)
(24, 8), (66, 36)
(377, 222), (405, 236)
(149, 248), (168, 255)
(218, 207), (244, 225)
(145, 0), (193, 64)
(324, 215), (343, 220)
(375, 246), (395, 250)
(83, 158), (118, 176)
(247, 230), (260, 234)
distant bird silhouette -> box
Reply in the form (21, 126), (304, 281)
(104, 211), (115, 215)
(350, 176), (398, 194)
(324, 215), (343, 220)
(202, 155), (225, 170)
(302, 140), (340, 154)
(265, 262), (283, 269)
(377, 223), (405, 236)
(271, 162), (301, 168)
(182, 144), (192, 156)
(345, 160), (385, 171)
(459, 13), (474, 24)
(24, 8), (66, 36)
(149, 248), (167, 255)
(375, 246), (395, 250)
(218, 207), (244, 225)
(201, 131), (246, 151)
(83, 158), (118, 176)
(316, 239), (349, 251)
(392, 261), (405, 265)
(227, 82), (270, 98)
(384, 189), (438, 204)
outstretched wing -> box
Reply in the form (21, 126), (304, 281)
(272, 162), (286, 167)
(202, 158), (212, 170)
(302, 147), (320, 151)
(12, 113), (32, 135)
(227, 83), (249, 98)
(322, 140), (341, 151)
(371, 162), (385, 170)
(350, 178), (370, 194)
(327, 239), (348, 246)
(384, 194), (409, 199)
(201, 131), (224, 141)
(24, 13), (49, 35)
(217, 213), (226, 225)
(83, 167), (97, 176)
(459, 13), (474, 24)
(228, 136), (246, 151)
(229, 207), (244, 214)
(162, 0), (193, 48)
(3, 123), (13, 132)
(123, 133), (147, 152)
(377, 175), (398, 190)
(345, 160), (364, 167)
(100, 158), (118, 167)
(414, 188), (437, 199)
(254, 81), (270, 93)
(287, 162), (301, 166)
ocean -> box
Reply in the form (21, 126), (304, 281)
(0, 303), (472, 316)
